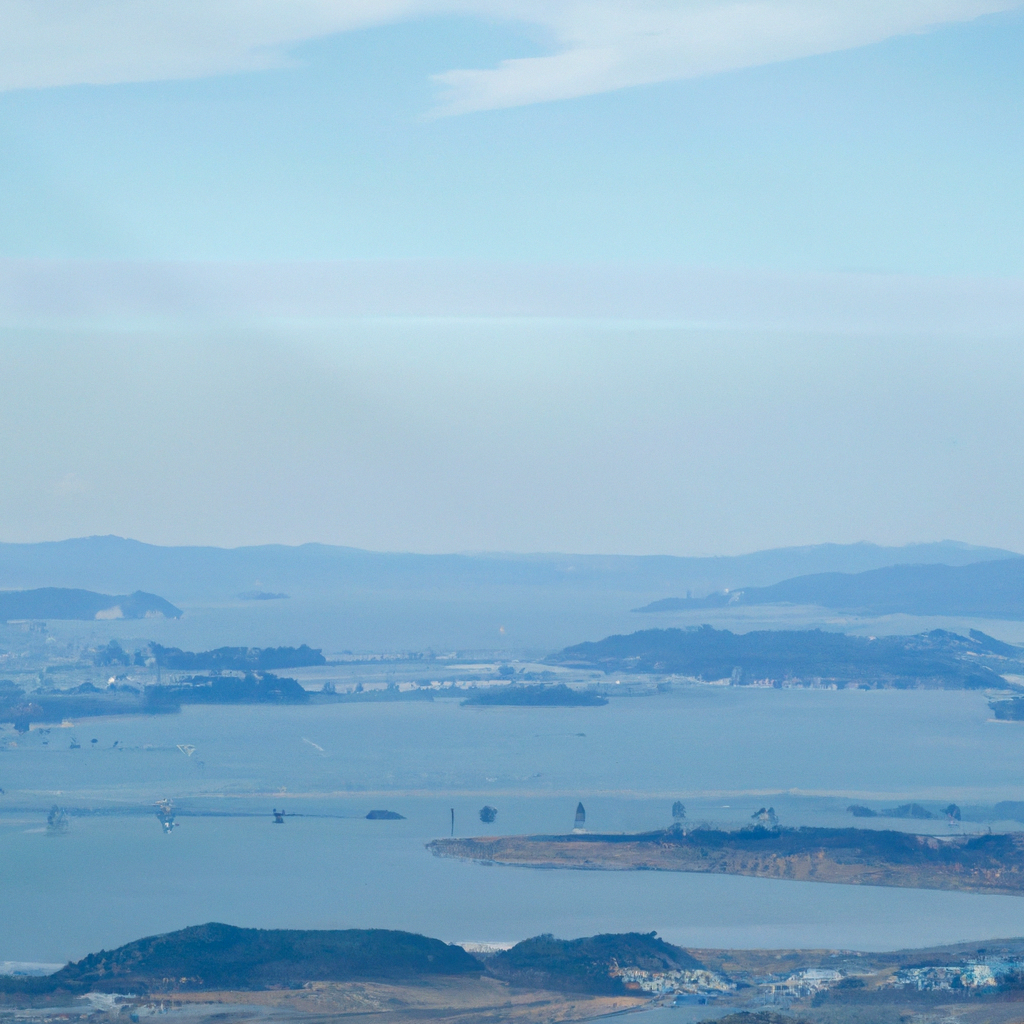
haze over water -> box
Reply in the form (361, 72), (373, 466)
(4, 686), (1024, 963)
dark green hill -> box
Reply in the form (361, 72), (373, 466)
(148, 643), (324, 670)
(549, 625), (1012, 687)
(1, 924), (479, 995)
(489, 932), (702, 994)
(0, 588), (181, 622)
(147, 672), (310, 705)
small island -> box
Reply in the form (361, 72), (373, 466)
(428, 824), (1024, 896)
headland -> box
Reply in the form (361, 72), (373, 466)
(428, 824), (1024, 896)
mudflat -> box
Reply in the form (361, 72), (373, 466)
(428, 825), (1024, 895)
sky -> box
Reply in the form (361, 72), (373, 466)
(1, 1), (1023, 555)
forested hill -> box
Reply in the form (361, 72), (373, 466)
(489, 932), (702, 994)
(636, 558), (1024, 619)
(0, 924), (705, 999)
(148, 642), (325, 670)
(2, 924), (480, 994)
(549, 625), (1021, 687)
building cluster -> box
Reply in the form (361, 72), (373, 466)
(610, 966), (733, 996)
(762, 967), (844, 1000)
(888, 962), (1002, 991)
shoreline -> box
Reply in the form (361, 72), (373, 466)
(427, 825), (1024, 896)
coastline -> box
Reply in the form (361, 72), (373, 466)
(427, 825), (1024, 896)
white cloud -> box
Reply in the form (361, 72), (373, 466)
(432, 1), (1024, 114)
(0, 0), (428, 89)
(0, 0), (1020, 111)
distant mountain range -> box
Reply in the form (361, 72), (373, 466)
(636, 558), (1024, 620)
(1, 537), (1019, 652)
(549, 625), (1022, 687)
(0, 535), (1014, 603)
(0, 587), (181, 622)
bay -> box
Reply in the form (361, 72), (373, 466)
(2, 687), (1024, 963)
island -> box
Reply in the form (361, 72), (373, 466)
(428, 824), (1024, 896)
(0, 588), (181, 621)
(0, 642), (330, 729)
(547, 624), (1018, 688)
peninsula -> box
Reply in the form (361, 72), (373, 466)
(547, 624), (1019, 688)
(428, 824), (1024, 896)
(0, 588), (181, 622)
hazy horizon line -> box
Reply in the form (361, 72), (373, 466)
(1, 533), (1019, 561)
(3, 259), (1024, 336)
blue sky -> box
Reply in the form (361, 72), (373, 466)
(2, 3), (1024, 554)
(1, 4), (1022, 273)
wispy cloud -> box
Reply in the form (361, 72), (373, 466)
(0, 0), (427, 90)
(432, 1), (1024, 114)
(0, 1), (1020, 111)
(2, 258), (1023, 335)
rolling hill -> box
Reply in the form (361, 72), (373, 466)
(549, 625), (1020, 686)
(0, 923), (479, 994)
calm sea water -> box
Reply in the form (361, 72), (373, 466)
(2, 688), (1024, 962)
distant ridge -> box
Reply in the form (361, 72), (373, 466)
(635, 558), (1024, 620)
(0, 587), (181, 622)
(0, 537), (1014, 604)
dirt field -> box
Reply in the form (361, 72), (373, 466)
(429, 830), (1024, 896)
(113, 977), (649, 1024)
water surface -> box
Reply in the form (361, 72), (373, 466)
(3, 688), (1024, 962)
